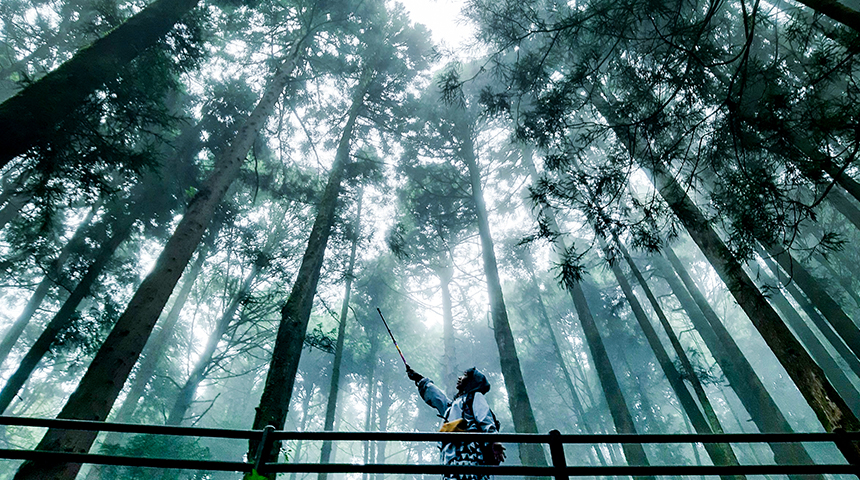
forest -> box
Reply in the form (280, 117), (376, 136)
(0, 0), (859, 478)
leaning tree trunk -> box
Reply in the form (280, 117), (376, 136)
(658, 249), (820, 472)
(168, 217), (285, 426)
(824, 188), (860, 232)
(250, 68), (373, 471)
(521, 150), (607, 465)
(755, 254), (860, 414)
(458, 122), (548, 469)
(603, 240), (742, 478)
(816, 257), (860, 309)
(596, 95), (860, 444)
(567, 279), (655, 476)
(0, 0), (202, 167)
(112, 242), (209, 424)
(758, 246), (860, 378)
(318, 190), (362, 479)
(762, 243), (860, 360)
(520, 249), (608, 467)
(92, 243), (209, 465)
(0, 199), (101, 368)
(615, 242), (729, 436)
(0, 191), (33, 230)
(525, 174), (651, 471)
(12, 47), (305, 480)
(0, 212), (136, 414)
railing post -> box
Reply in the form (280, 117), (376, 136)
(834, 428), (860, 478)
(253, 425), (276, 473)
(548, 429), (568, 480)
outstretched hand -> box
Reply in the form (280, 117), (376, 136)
(405, 364), (424, 383)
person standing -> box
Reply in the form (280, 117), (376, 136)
(406, 365), (506, 480)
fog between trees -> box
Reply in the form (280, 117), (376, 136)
(0, 0), (859, 478)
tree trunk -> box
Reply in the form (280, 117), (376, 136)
(0, 212), (136, 414)
(520, 249), (608, 466)
(375, 387), (392, 480)
(12, 48), (304, 480)
(0, 199), (101, 368)
(616, 242), (728, 436)
(250, 68), (373, 470)
(596, 93), (860, 441)
(518, 145), (610, 463)
(318, 190), (362, 479)
(763, 243), (860, 360)
(762, 250), (860, 379)
(0, 0), (202, 167)
(824, 187), (860, 232)
(567, 280), (654, 476)
(521, 146), (649, 470)
(90, 243), (209, 471)
(0, 1), (101, 89)
(812, 254), (860, 309)
(363, 338), (378, 480)
(289, 380), (315, 480)
(755, 254), (860, 414)
(791, 0), (860, 33)
(604, 241), (742, 477)
(458, 122), (548, 469)
(658, 248), (820, 471)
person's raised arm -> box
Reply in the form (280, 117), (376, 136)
(405, 364), (450, 417)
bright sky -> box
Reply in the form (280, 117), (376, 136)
(400, 0), (472, 51)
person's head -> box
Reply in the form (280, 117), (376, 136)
(455, 367), (491, 396)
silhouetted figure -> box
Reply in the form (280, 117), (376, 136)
(406, 365), (506, 480)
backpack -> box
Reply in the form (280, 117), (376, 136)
(439, 392), (503, 464)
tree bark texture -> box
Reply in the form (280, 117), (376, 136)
(0, 0), (202, 167)
(12, 51), (302, 480)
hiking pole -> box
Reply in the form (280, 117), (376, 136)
(377, 308), (407, 367)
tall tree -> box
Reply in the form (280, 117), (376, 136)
(412, 76), (549, 467)
(250, 6), (432, 469)
(602, 239), (742, 476)
(12, 10), (322, 476)
(0, 208), (138, 414)
(657, 248), (820, 469)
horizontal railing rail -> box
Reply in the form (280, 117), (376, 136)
(1, 415), (858, 478)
